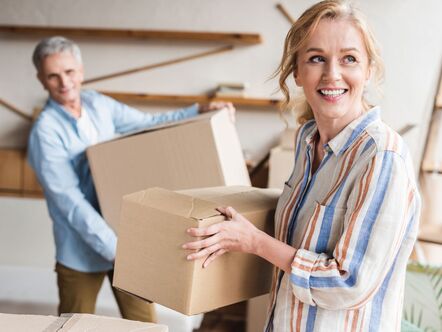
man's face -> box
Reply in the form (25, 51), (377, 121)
(37, 51), (84, 107)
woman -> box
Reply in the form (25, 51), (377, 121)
(183, 1), (421, 331)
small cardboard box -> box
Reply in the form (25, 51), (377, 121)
(87, 110), (251, 232)
(268, 146), (294, 190)
(114, 186), (280, 315)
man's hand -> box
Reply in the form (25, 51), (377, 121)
(198, 101), (236, 123)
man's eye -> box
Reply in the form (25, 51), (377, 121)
(343, 55), (357, 64)
(309, 55), (325, 63)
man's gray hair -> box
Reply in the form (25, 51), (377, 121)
(32, 36), (82, 72)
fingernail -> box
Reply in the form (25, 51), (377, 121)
(182, 244), (187, 249)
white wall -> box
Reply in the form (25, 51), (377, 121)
(0, 0), (441, 283)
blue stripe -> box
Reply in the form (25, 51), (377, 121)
(361, 137), (375, 155)
(339, 109), (380, 155)
(315, 172), (349, 252)
(368, 256), (397, 332)
(308, 151), (394, 288)
(306, 305), (317, 331)
(290, 274), (310, 288)
(287, 149), (333, 244)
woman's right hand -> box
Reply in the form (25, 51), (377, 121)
(182, 206), (260, 268)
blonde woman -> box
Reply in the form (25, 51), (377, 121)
(183, 1), (421, 330)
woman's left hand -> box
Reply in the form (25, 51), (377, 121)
(182, 206), (259, 268)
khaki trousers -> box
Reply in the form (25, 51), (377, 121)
(55, 263), (156, 322)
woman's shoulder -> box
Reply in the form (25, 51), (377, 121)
(365, 120), (408, 157)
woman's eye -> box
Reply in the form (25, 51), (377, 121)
(309, 55), (325, 63)
(343, 55), (357, 64)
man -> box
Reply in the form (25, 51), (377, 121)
(28, 36), (233, 322)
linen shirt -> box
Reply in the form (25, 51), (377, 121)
(266, 107), (421, 332)
(28, 90), (198, 273)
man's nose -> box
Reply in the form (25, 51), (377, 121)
(59, 74), (69, 87)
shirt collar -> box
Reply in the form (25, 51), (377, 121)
(304, 106), (381, 156)
(46, 93), (84, 124)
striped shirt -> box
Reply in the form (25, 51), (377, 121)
(265, 107), (421, 332)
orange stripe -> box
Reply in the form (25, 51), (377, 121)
(323, 133), (368, 205)
(302, 204), (322, 250)
(358, 307), (366, 331)
(296, 300), (304, 332)
(290, 294), (296, 332)
(351, 309), (359, 332)
(344, 310), (351, 332)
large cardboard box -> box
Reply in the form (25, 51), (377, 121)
(114, 186), (280, 315)
(87, 110), (251, 232)
(0, 313), (167, 332)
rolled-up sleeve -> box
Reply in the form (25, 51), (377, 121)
(289, 150), (420, 310)
(97, 93), (199, 134)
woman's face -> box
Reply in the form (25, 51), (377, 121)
(294, 19), (371, 125)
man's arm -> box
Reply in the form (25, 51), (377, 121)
(28, 125), (116, 262)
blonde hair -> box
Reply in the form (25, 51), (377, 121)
(276, 0), (384, 124)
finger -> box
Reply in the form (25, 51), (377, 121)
(186, 223), (220, 237)
(203, 249), (227, 268)
(182, 233), (222, 250)
(216, 206), (236, 219)
(186, 243), (221, 261)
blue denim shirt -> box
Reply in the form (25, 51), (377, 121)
(28, 90), (199, 272)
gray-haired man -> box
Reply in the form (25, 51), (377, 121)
(28, 36), (234, 321)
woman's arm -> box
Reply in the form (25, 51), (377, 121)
(183, 206), (296, 272)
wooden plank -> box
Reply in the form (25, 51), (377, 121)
(0, 25), (262, 45)
(84, 45), (234, 84)
(276, 3), (296, 25)
(99, 91), (282, 108)
(23, 158), (43, 194)
(0, 98), (32, 122)
(0, 149), (23, 191)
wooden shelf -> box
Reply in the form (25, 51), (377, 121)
(99, 91), (282, 108)
(0, 25), (262, 45)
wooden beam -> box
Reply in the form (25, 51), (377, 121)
(84, 45), (234, 84)
(276, 3), (296, 25)
(0, 25), (262, 45)
(0, 98), (32, 122)
(99, 91), (282, 108)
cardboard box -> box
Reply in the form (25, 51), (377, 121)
(268, 146), (294, 190)
(0, 313), (168, 332)
(0, 313), (59, 331)
(279, 127), (297, 150)
(58, 313), (168, 332)
(114, 186), (280, 315)
(246, 294), (270, 332)
(87, 110), (251, 232)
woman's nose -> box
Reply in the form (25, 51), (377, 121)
(322, 61), (342, 82)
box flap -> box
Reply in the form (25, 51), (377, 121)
(124, 187), (222, 220)
(179, 186), (281, 214)
(90, 110), (220, 147)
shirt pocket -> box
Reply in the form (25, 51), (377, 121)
(300, 201), (347, 255)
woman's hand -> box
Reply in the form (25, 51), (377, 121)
(182, 206), (259, 268)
